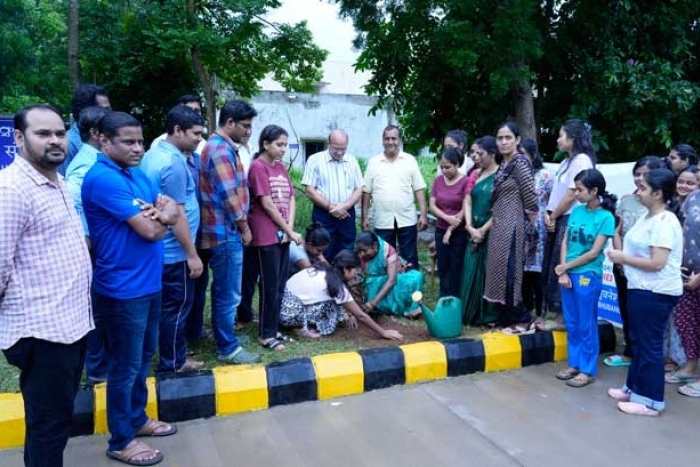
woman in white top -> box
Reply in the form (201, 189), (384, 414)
(539, 119), (595, 330)
(280, 250), (403, 340)
(605, 156), (668, 368)
(607, 168), (684, 416)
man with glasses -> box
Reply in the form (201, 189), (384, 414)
(195, 99), (260, 364)
(302, 129), (363, 261)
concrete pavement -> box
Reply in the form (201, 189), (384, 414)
(2, 359), (699, 467)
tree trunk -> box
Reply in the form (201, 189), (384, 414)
(186, 0), (216, 135)
(515, 77), (537, 142)
(68, 0), (81, 90)
(191, 46), (216, 136)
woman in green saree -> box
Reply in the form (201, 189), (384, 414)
(461, 136), (501, 325)
(356, 231), (424, 317)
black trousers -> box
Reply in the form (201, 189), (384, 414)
(613, 264), (633, 358)
(375, 221), (419, 270)
(251, 243), (290, 339)
(312, 205), (357, 262)
(522, 271), (544, 316)
(3, 336), (87, 467)
(434, 227), (467, 298)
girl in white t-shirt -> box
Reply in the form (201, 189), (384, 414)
(539, 119), (595, 330)
(607, 168), (683, 416)
(280, 250), (403, 340)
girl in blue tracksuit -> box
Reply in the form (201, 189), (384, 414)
(554, 168), (616, 387)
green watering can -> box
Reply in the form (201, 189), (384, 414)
(412, 292), (463, 339)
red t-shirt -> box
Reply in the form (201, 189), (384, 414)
(248, 158), (293, 246)
(430, 174), (470, 230)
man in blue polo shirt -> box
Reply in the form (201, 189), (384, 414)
(141, 105), (205, 374)
(83, 111), (179, 466)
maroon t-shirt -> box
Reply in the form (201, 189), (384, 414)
(430, 175), (470, 230)
(248, 158), (293, 246)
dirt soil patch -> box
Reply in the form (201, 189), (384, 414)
(329, 315), (482, 349)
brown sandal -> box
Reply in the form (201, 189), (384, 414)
(565, 373), (595, 388)
(106, 440), (163, 466)
(555, 367), (579, 380)
(136, 418), (177, 437)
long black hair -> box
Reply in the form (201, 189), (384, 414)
(644, 168), (681, 216)
(312, 249), (361, 299)
(475, 135), (500, 164)
(672, 144), (698, 166)
(633, 155), (670, 174)
(304, 222), (331, 246)
(254, 124), (288, 159)
(437, 146), (464, 169)
(356, 230), (379, 249)
(444, 129), (468, 156)
(521, 138), (544, 171)
(573, 169), (617, 216)
(559, 119), (597, 176)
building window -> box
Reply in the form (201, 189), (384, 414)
(304, 139), (327, 160)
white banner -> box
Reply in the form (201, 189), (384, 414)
(544, 162), (636, 199)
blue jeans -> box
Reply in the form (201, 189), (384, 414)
(187, 248), (210, 344)
(623, 289), (679, 411)
(158, 261), (195, 373)
(375, 221), (419, 270)
(85, 288), (110, 381)
(312, 205), (357, 262)
(96, 291), (160, 451)
(237, 245), (258, 324)
(208, 236), (243, 356)
(560, 271), (602, 376)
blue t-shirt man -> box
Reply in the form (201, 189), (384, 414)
(565, 204), (616, 275)
(82, 154), (163, 299)
(65, 142), (100, 236)
(140, 140), (200, 264)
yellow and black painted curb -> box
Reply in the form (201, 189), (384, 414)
(0, 323), (615, 450)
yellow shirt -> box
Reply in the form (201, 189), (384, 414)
(363, 151), (426, 229)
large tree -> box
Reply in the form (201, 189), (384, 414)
(335, 0), (700, 161)
(78, 0), (328, 138)
(335, 0), (543, 152)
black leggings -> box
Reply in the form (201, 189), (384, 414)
(522, 271), (544, 316)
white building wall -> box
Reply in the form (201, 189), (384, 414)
(249, 91), (391, 171)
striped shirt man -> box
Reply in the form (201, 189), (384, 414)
(0, 156), (93, 349)
(302, 150), (363, 204)
(302, 129), (364, 260)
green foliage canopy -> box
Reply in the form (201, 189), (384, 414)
(335, 0), (700, 161)
(2, 0), (327, 141)
(79, 0), (328, 139)
(0, 0), (70, 113)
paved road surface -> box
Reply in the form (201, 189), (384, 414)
(2, 360), (698, 467)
